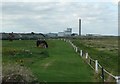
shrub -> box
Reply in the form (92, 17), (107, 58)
(2, 63), (38, 83)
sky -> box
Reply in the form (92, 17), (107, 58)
(1, 0), (119, 36)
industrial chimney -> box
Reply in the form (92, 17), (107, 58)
(79, 19), (81, 36)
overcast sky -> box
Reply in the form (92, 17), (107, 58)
(1, 0), (119, 35)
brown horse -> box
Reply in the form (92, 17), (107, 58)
(36, 39), (48, 48)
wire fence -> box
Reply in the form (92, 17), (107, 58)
(60, 38), (120, 84)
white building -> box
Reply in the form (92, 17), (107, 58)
(58, 28), (72, 37)
(64, 28), (72, 36)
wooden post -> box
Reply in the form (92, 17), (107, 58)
(101, 67), (104, 83)
(95, 60), (98, 73)
(90, 59), (91, 64)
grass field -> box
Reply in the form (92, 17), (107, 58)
(72, 38), (119, 76)
(2, 40), (95, 82)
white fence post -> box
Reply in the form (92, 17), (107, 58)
(115, 76), (120, 84)
(74, 46), (76, 51)
(95, 60), (98, 73)
(72, 44), (74, 48)
(116, 76), (118, 84)
(80, 50), (82, 56)
(118, 77), (120, 84)
(76, 47), (78, 52)
(86, 53), (88, 59)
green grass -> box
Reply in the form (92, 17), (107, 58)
(2, 40), (95, 82)
(72, 39), (118, 76)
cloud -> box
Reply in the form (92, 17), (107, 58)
(2, 2), (118, 35)
(2, 0), (120, 3)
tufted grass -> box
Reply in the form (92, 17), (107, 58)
(72, 38), (119, 76)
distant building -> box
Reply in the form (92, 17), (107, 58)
(57, 28), (72, 37)
(64, 28), (72, 36)
(58, 32), (65, 37)
(47, 33), (58, 37)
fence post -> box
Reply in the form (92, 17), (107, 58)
(115, 76), (120, 84)
(90, 59), (91, 64)
(72, 44), (74, 48)
(74, 46), (76, 50)
(80, 50), (82, 56)
(101, 67), (104, 83)
(69, 40), (70, 43)
(71, 43), (73, 46)
(86, 53), (88, 59)
(76, 47), (78, 52)
(95, 60), (98, 73)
